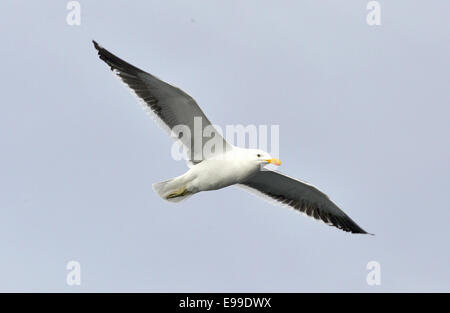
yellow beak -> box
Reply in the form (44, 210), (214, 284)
(266, 158), (281, 166)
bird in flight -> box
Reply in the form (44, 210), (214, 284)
(92, 41), (371, 234)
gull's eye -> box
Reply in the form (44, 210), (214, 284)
(257, 154), (261, 157)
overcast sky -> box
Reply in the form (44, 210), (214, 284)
(0, 1), (449, 292)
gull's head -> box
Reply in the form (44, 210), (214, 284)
(245, 149), (281, 166)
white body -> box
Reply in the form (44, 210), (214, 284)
(153, 147), (271, 201)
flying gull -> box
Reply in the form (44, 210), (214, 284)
(92, 41), (371, 234)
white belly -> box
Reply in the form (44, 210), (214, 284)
(184, 159), (258, 192)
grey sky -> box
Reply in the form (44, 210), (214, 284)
(0, 1), (449, 292)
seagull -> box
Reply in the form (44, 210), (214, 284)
(92, 41), (371, 234)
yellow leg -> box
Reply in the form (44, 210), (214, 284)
(166, 187), (188, 199)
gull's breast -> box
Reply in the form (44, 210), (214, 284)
(188, 159), (257, 192)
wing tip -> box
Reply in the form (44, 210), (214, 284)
(348, 225), (374, 235)
(341, 220), (373, 235)
(92, 40), (101, 51)
(352, 230), (374, 235)
(91, 40), (143, 75)
(92, 40), (109, 66)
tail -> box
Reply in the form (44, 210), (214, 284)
(152, 178), (192, 203)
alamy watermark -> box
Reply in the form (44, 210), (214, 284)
(169, 117), (280, 162)
(66, 1), (81, 26)
(366, 261), (381, 286)
(66, 260), (81, 286)
(366, 1), (381, 26)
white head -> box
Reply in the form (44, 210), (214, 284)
(241, 148), (281, 166)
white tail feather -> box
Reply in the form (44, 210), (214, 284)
(152, 178), (191, 203)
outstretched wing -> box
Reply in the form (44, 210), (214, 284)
(240, 170), (371, 234)
(93, 41), (230, 164)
